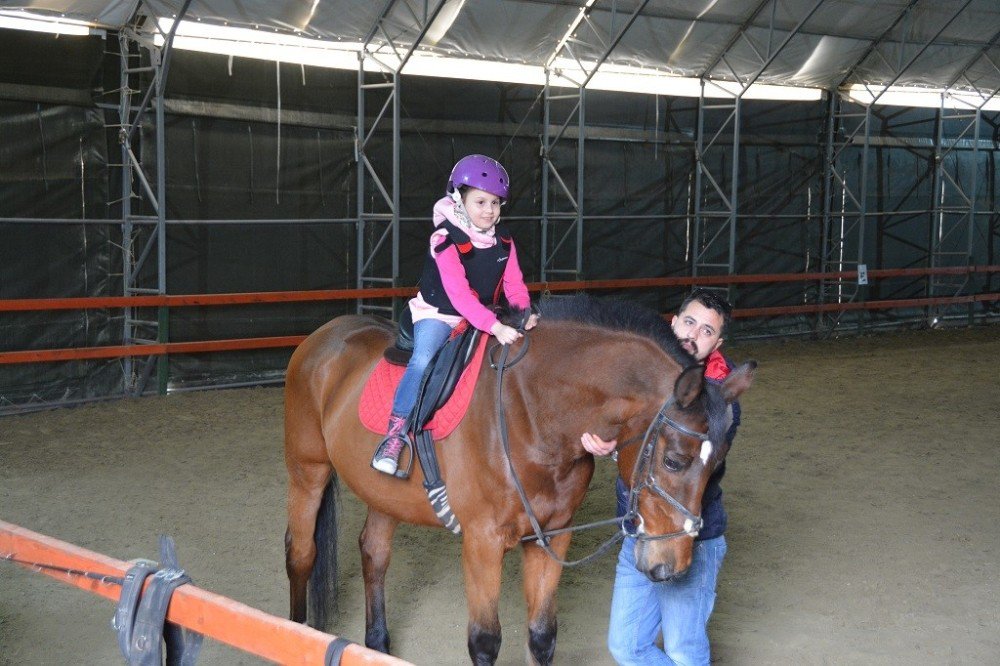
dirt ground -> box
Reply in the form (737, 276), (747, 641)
(2, 325), (999, 665)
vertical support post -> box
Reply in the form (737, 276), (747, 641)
(538, 0), (651, 284)
(118, 32), (167, 396)
(576, 88), (585, 276)
(354, 59), (399, 318)
(154, 45), (169, 394)
(355, 0), (450, 319)
(819, 91), (870, 335)
(118, 32), (136, 390)
(818, 90), (837, 333)
(693, 0), (828, 309)
(539, 80), (584, 283)
(928, 91), (990, 324)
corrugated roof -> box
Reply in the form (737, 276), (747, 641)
(6, 0), (1000, 94)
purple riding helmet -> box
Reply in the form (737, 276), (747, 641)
(447, 154), (510, 203)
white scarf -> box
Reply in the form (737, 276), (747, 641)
(433, 196), (497, 248)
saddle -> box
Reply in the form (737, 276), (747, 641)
(360, 308), (486, 442)
(383, 307), (482, 410)
(358, 310), (487, 534)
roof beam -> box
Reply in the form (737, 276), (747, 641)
(945, 27), (1000, 91)
(545, 0), (652, 86)
(836, 0), (981, 91)
(570, 1), (999, 49)
(698, 0), (826, 92)
(362, 0), (451, 71)
(700, 0), (773, 78)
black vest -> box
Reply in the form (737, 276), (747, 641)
(419, 220), (512, 316)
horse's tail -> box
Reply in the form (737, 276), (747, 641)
(307, 474), (340, 630)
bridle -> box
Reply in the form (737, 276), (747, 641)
(621, 396), (709, 542)
(491, 319), (713, 566)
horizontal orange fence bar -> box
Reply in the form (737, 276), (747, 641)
(530, 265), (1000, 295)
(0, 336), (308, 365)
(1, 267), (997, 365)
(1, 265), (997, 312)
(0, 520), (409, 666)
(1, 293), (996, 365)
(734, 292), (1000, 318)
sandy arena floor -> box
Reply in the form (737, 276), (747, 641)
(2, 325), (999, 665)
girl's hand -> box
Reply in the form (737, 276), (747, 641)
(524, 313), (540, 330)
(490, 322), (522, 345)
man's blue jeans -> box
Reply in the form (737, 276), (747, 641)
(391, 318), (453, 417)
(607, 535), (727, 666)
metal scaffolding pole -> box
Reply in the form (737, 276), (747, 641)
(693, 0), (826, 307)
(116, 0), (192, 396)
(540, 0), (650, 283)
(820, 0), (975, 334)
(355, 0), (449, 319)
(928, 35), (1000, 322)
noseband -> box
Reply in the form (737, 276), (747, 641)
(621, 396), (711, 542)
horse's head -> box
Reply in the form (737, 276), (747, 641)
(618, 361), (755, 582)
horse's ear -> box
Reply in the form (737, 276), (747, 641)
(674, 365), (705, 409)
(720, 361), (757, 404)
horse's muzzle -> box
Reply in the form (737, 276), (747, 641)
(634, 540), (692, 582)
(645, 563), (687, 583)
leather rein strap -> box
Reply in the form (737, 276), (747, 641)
(493, 317), (711, 566)
(492, 324), (625, 568)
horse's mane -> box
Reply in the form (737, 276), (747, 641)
(531, 294), (696, 369)
(521, 295), (731, 450)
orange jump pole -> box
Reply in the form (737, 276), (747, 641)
(0, 520), (410, 666)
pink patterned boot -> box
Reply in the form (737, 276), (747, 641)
(371, 414), (409, 475)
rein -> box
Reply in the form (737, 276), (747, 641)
(493, 337), (625, 567)
(492, 321), (711, 567)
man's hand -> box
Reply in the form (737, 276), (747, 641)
(581, 432), (617, 457)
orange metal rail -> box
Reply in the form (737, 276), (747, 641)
(0, 266), (997, 365)
(735, 292), (1000, 318)
(0, 265), (996, 312)
(0, 520), (409, 665)
(0, 336), (307, 365)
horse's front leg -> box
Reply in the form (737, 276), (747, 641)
(462, 532), (508, 665)
(521, 532), (571, 666)
(359, 508), (399, 654)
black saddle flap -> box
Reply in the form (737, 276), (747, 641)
(410, 324), (481, 430)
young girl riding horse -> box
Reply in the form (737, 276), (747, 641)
(371, 154), (539, 475)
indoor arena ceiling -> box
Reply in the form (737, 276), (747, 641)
(5, 0), (1000, 96)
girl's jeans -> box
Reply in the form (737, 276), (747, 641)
(391, 318), (453, 417)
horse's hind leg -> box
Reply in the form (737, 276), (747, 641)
(521, 532), (572, 666)
(359, 508), (400, 654)
(285, 459), (333, 624)
(462, 533), (507, 665)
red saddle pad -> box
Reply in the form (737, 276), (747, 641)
(358, 335), (489, 441)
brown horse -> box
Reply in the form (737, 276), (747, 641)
(284, 296), (754, 665)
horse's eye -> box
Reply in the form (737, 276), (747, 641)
(662, 456), (685, 472)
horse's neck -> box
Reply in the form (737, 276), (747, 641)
(517, 329), (677, 449)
